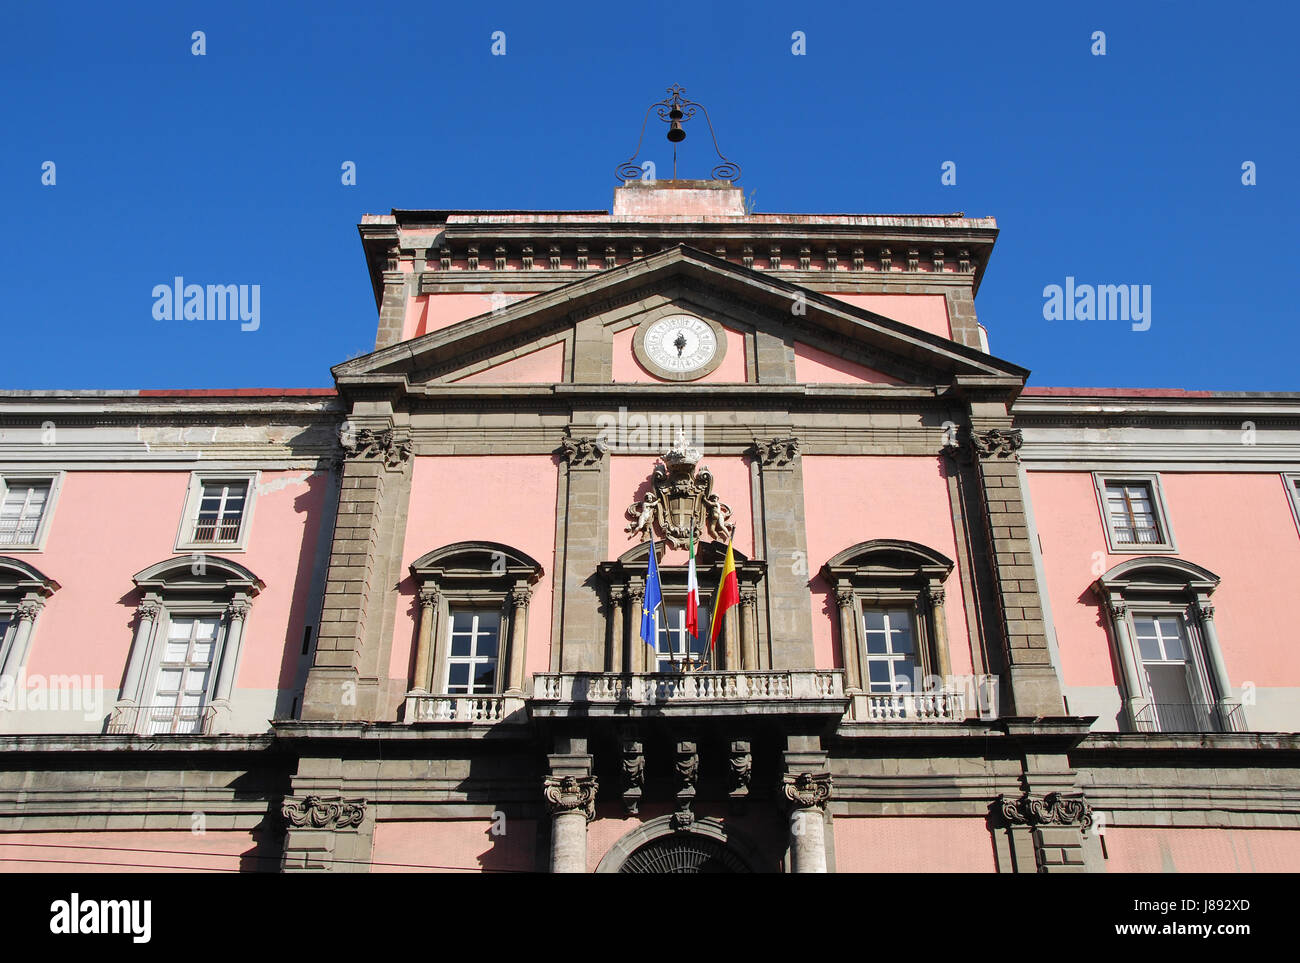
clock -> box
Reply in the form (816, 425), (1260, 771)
(632, 313), (728, 381)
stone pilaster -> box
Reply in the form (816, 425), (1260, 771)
(372, 270), (411, 350)
(556, 433), (609, 671)
(964, 423), (1064, 716)
(304, 424), (412, 721)
(748, 436), (813, 669)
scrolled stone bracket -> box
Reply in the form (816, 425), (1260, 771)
(543, 775), (599, 822)
(282, 794), (367, 830)
(996, 791), (1093, 829)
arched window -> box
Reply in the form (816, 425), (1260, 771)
(406, 542), (543, 722)
(1095, 557), (1239, 733)
(115, 556), (263, 735)
(821, 540), (964, 721)
(0, 557), (60, 694)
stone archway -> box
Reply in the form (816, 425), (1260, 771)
(594, 816), (762, 874)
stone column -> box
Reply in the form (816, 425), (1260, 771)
(1104, 598), (1147, 726)
(608, 585), (626, 673)
(213, 598), (249, 702)
(1194, 600), (1235, 726)
(964, 421), (1064, 715)
(411, 587), (439, 692)
(928, 585), (953, 681)
(834, 586), (862, 693)
(118, 599), (161, 703)
(628, 584), (651, 672)
(739, 586), (759, 671)
(782, 772), (832, 873)
(0, 598), (42, 685)
(723, 605), (740, 670)
(749, 437), (814, 669)
(543, 774), (598, 873)
(506, 585), (532, 695)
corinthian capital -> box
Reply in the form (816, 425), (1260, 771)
(781, 771), (832, 811)
(970, 428), (1023, 460)
(543, 775), (598, 821)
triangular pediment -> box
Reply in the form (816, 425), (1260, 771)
(333, 245), (1027, 391)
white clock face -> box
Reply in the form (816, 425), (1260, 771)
(642, 315), (718, 375)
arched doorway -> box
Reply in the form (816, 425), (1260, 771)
(594, 816), (762, 873)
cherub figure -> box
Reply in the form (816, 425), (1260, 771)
(625, 490), (659, 540)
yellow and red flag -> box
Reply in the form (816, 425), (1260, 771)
(706, 539), (739, 653)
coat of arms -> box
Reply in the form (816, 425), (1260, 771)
(624, 440), (736, 549)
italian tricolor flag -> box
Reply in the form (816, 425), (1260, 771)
(707, 539), (739, 654)
(685, 530), (700, 640)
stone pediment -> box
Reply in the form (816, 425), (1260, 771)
(332, 244), (1027, 392)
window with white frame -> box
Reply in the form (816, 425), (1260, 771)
(1130, 612), (1218, 732)
(862, 607), (920, 693)
(654, 603), (711, 671)
(0, 475), (62, 550)
(444, 609), (501, 695)
(145, 614), (221, 734)
(175, 472), (258, 552)
(1093, 473), (1176, 552)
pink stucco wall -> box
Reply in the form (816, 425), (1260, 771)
(834, 817), (997, 872)
(1027, 471), (1300, 689)
(828, 293), (951, 340)
(607, 454), (755, 567)
(611, 324), (748, 384)
(408, 292), (539, 340)
(449, 341), (565, 384)
(371, 819), (536, 873)
(793, 341), (906, 384)
(0, 830), (262, 872)
(801, 455), (972, 674)
(390, 456), (558, 686)
(1104, 827), (1300, 872)
(21, 469), (328, 692)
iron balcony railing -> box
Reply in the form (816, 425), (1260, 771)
(107, 704), (216, 736)
(1132, 701), (1245, 734)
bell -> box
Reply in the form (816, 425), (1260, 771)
(667, 106), (686, 143)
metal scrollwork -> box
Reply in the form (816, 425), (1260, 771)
(615, 84), (742, 184)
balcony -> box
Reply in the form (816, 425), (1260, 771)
(859, 690), (967, 722)
(403, 693), (527, 725)
(530, 670), (847, 719)
(107, 704), (216, 736)
(1132, 701), (1245, 734)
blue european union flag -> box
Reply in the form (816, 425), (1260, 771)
(640, 536), (664, 649)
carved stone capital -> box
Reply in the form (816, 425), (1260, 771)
(608, 584), (627, 605)
(1195, 600), (1216, 623)
(782, 771), (832, 811)
(1106, 597), (1128, 620)
(542, 774), (598, 821)
(748, 436), (801, 469)
(417, 587), (440, 609)
(282, 794), (366, 830)
(510, 585), (534, 608)
(739, 586), (758, 610)
(970, 427), (1023, 460)
(559, 433), (609, 469)
(225, 600), (251, 622)
(136, 600), (161, 623)
(342, 427), (412, 470)
(15, 599), (44, 622)
(834, 587), (856, 609)
(997, 791), (1093, 829)
(928, 586), (946, 607)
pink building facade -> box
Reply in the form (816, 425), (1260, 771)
(2, 181), (1298, 873)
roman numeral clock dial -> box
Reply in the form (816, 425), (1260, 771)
(634, 314), (727, 381)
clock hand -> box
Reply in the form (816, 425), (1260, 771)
(674, 332), (687, 356)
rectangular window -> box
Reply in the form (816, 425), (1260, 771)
(861, 607), (920, 694)
(1132, 614), (1212, 732)
(0, 479), (52, 548)
(1093, 473), (1176, 553)
(146, 615), (219, 734)
(175, 471), (258, 552)
(655, 604), (710, 671)
(192, 480), (248, 544)
(445, 609), (500, 695)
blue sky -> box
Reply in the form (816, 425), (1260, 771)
(2, 1), (1294, 391)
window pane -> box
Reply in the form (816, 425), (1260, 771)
(888, 613), (914, 654)
(1146, 663), (1193, 708)
(447, 663), (470, 691)
(863, 610), (885, 632)
(163, 641), (190, 662)
(451, 611), (475, 633)
(449, 631), (472, 657)
(867, 660), (891, 687)
(472, 663), (497, 693)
